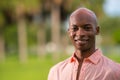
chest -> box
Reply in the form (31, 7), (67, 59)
(59, 62), (115, 80)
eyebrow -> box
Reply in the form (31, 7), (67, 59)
(71, 24), (77, 27)
(71, 23), (92, 27)
(83, 24), (92, 26)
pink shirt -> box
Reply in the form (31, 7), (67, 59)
(48, 49), (120, 80)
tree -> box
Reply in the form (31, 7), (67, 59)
(51, 0), (62, 52)
(0, 0), (8, 61)
(0, 13), (5, 61)
(13, 0), (41, 62)
(15, 4), (28, 62)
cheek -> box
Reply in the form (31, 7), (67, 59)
(70, 32), (74, 36)
(88, 34), (96, 42)
(69, 32), (76, 39)
(87, 31), (96, 37)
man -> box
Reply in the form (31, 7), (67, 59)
(48, 7), (120, 80)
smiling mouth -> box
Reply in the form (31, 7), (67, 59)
(74, 39), (89, 45)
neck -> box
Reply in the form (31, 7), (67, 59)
(75, 47), (96, 61)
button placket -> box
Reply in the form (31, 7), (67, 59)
(79, 60), (87, 80)
(74, 61), (79, 80)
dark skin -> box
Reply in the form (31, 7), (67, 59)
(68, 8), (100, 79)
(68, 8), (100, 61)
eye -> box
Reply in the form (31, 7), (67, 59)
(70, 25), (78, 31)
(83, 24), (91, 31)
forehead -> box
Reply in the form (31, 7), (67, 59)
(70, 13), (94, 25)
(69, 8), (97, 26)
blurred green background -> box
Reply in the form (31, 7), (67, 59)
(0, 0), (120, 80)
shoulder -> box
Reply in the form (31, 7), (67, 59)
(97, 55), (120, 79)
(102, 55), (120, 67)
(48, 57), (70, 79)
(49, 57), (70, 72)
(101, 55), (120, 75)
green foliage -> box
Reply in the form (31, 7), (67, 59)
(11, 0), (41, 12)
(0, 0), (41, 13)
(0, 12), (5, 27)
(4, 24), (18, 54)
(100, 17), (120, 44)
(4, 25), (17, 45)
(113, 30), (120, 44)
(27, 25), (37, 45)
(105, 53), (120, 63)
(100, 17), (120, 33)
(46, 26), (51, 42)
(0, 0), (12, 9)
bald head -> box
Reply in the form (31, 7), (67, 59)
(69, 8), (98, 26)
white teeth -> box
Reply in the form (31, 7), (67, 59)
(74, 37), (88, 41)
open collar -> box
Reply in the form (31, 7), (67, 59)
(69, 49), (102, 64)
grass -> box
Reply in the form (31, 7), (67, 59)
(0, 53), (119, 80)
(0, 54), (69, 80)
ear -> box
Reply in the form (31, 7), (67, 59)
(67, 28), (70, 36)
(95, 26), (100, 35)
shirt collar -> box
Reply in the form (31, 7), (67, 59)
(70, 49), (102, 64)
(87, 49), (102, 64)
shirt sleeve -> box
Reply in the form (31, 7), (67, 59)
(48, 67), (57, 80)
(48, 68), (54, 80)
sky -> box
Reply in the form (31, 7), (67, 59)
(103, 0), (120, 16)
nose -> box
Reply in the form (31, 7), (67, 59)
(76, 28), (85, 36)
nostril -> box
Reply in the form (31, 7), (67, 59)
(76, 31), (85, 36)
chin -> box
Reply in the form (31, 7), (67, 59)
(76, 46), (84, 51)
(76, 46), (90, 52)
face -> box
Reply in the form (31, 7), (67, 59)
(68, 13), (99, 52)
